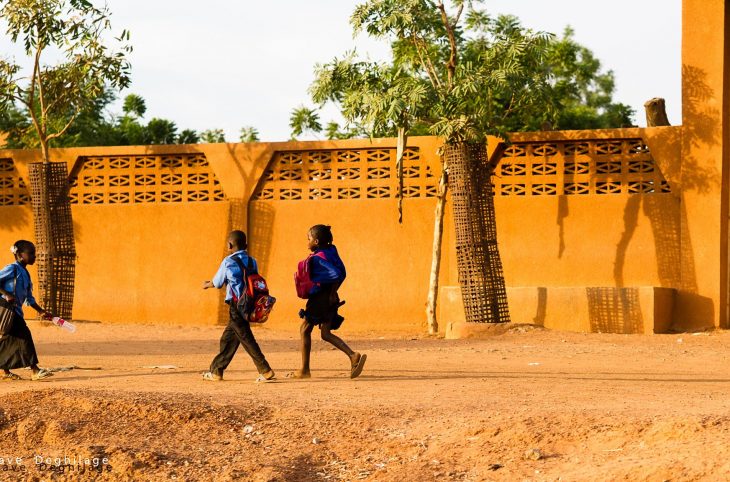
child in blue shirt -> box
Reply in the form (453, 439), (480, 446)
(201, 230), (275, 382)
(0, 240), (54, 381)
(287, 224), (366, 379)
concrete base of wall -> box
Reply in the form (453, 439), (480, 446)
(440, 286), (675, 337)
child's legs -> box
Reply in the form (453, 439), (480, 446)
(228, 306), (271, 374)
(320, 321), (354, 358)
(209, 323), (239, 376)
(300, 320), (314, 372)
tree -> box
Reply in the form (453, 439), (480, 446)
(289, 106), (322, 139)
(0, 0), (132, 161)
(0, 103), (31, 148)
(301, 23), (633, 138)
(309, 1), (559, 333)
(122, 93), (146, 119)
(177, 128), (199, 144)
(200, 128), (226, 143)
(513, 26), (633, 131)
(146, 118), (177, 144)
(0, 0), (131, 318)
(0, 91), (208, 147)
(239, 126), (260, 143)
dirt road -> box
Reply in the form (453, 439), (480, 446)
(1, 321), (729, 481)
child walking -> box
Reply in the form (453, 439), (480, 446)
(288, 224), (366, 379)
(202, 230), (275, 382)
(0, 240), (54, 381)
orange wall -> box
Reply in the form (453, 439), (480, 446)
(6, 115), (730, 335)
(248, 199), (437, 332)
(0, 130), (698, 333)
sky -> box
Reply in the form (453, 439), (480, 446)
(2, 1), (682, 142)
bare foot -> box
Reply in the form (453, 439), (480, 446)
(285, 370), (311, 379)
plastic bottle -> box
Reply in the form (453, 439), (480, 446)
(51, 316), (76, 333)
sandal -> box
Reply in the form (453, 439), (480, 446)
(202, 371), (222, 381)
(350, 353), (367, 379)
(2, 372), (21, 381)
(255, 370), (276, 383)
(31, 368), (53, 381)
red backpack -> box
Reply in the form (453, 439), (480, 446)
(233, 256), (276, 323)
(294, 251), (327, 299)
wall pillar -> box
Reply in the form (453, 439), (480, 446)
(724, 1), (730, 328)
(677, 0), (728, 328)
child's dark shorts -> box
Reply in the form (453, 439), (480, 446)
(300, 287), (344, 330)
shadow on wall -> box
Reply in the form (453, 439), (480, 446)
(681, 64), (722, 193)
(672, 65), (720, 329)
(248, 201), (275, 275)
(556, 196), (568, 258)
(587, 287), (644, 334)
(0, 157), (30, 230)
(72, 219), (83, 244)
(214, 197), (249, 325)
(613, 196), (641, 287)
(643, 195), (683, 288)
(614, 66), (720, 328)
(613, 194), (687, 290)
(0, 207), (29, 232)
(533, 286), (547, 325)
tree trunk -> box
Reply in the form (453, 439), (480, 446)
(644, 98), (671, 127)
(395, 127), (407, 223)
(425, 162), (448, 334)
(444, 141), (510, 324)
(28, 158), (76, 319)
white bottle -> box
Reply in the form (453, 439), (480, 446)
(51, 316), (76, 333)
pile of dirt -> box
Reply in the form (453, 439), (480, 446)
(1, 389), (276, 480)
(3, 388), (730, 481)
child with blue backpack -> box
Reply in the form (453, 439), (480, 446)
(289, 224), (366, 379)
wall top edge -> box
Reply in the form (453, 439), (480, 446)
(505, 126), (682, 143)
(0, 127), (684, 158)
(0, 136), (443, 158)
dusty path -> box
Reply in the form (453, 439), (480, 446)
(1, 322), (730, 481)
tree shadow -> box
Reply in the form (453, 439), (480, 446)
(556, 195), (568, 258)
(0, 157), (31, 230)
(0, 206), (30, 233)
(663, 65), (721, 329)
(247, 201), (275, 277)
(532, 287), (547, 325)
(681, 64), (722, 194)
(613, 195), (642, 287)
(586, 287), (644, 334)
(642, 195), (683, 289)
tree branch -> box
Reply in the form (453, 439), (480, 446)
(411, 34), (441, 90)
(437, 1), (462, 89)
(46, 111), (80, 141)
(27, 43), (44, 140)
(35, 45), (48, 130)
(0, 90), (27, 106)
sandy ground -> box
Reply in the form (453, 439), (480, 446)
(1, 321), (730, 481)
